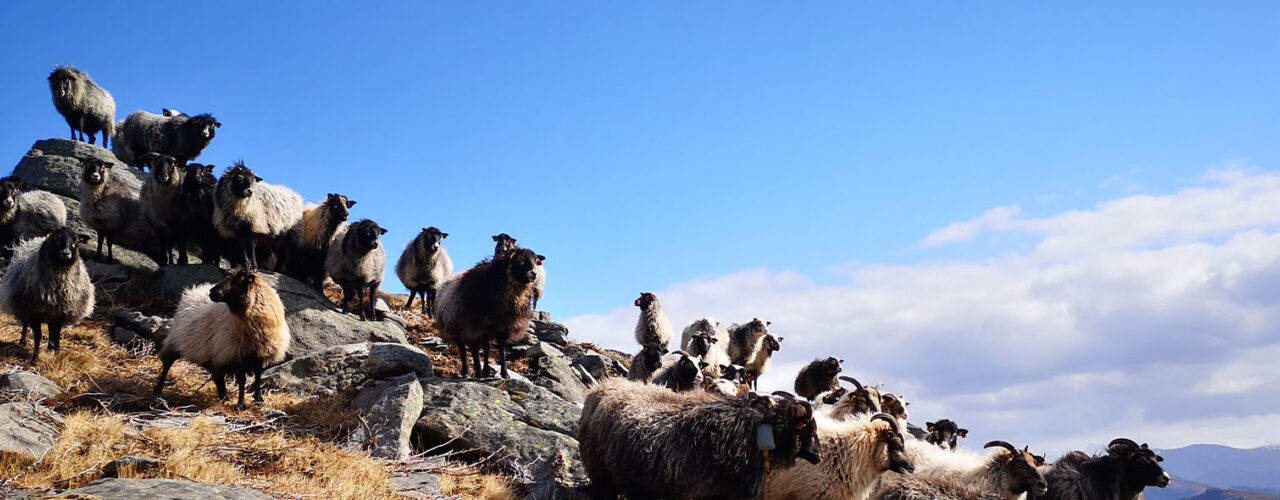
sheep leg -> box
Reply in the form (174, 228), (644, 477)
(106, 233), (115, 262)
(235, 372), (248, 410)
(498, 340), (510, 379)
(482, 343), (493, 376)
(69, 125), (77, 141)
(366, 285), (379, 320)
(28, 323), (42, 363)
(48, 323), (62, 351)
(177, 238), (189, 265)
(96, 233), (105, 261)
(340, 286), (353, 315)
(470, 346), (484, 379)
(424, 290), (434, 316)
(457, 344), (469, 378)
(248, 239), (258, 269)
(153, 352), (178, 395)
(356, 287), (366, 321)
(252, 366), (265, 403)
(211, 370), (229, 400)
(19, 324), (28, 347)
(403, 291), (416, 313)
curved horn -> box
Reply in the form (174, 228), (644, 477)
(1108, 438), (1140, 450)
(839, 376), (864, 391)
(871, 413), (898, 428)
(984, 440), (1018, 453)
(771, 391), (796, 400)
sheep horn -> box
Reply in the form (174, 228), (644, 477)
(984, 441), (1018, 453)
(871, 413), (898, 428)
(838, 376), (864, 391)
(1108, 438), (1140, 450)
(771, 391), (796, 400)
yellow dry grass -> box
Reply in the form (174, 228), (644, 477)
(439, 467), (520, 500)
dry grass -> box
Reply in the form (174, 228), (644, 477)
(439, 465), (520, 500)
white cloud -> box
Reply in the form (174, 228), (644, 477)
(563, 167), (1280, 455)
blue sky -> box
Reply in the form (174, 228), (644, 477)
(4, 2), (1280, 455)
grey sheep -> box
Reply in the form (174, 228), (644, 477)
(633, 292), (673, 349)
(325, 219), (387, 321)
(0, 176), (67, 259)
(579, 379), (821, 499)
(726, 317), (770, 365)
(279, 193), (355, 290)
(626, 343), (667, 382)
(212, 161), (304, 269)
(395, 226), (452, 316)
(113, 110), (220, 167)
(48, 66), (115, 147)
(79, 157), (140, 262)
(433, 247), (540, 379)
(794, 356), (843, 401)
(0, 229), (94, 362)
(137, 153), (184, 265)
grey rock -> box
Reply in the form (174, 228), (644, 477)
(151, 265), (406, 358)
(12, 139), (144, 199)
(0, 372), (63, 399)
(114, 310), (167, 336)
(260, 343), (370, 397)
(349, 373), (423, 460)
(575, 353), (609, 380)
(417, 336), (450, 352)
(363, 342), (433, 380)
(531, 320), (569, 347)
(532, 310), (552, 323)
(388, 461), (444, 499)
(102, 455), (164, 478)
(531, 353), (590, 403)
(527, 341), (564, 359)
(0, 402), (64, 460)
(56, 478), (270, 499)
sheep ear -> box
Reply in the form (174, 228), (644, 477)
(204, 165), (215, 174)
(441, 232), (449, 239)
(926, 422), (936, 431)
(634, 298), (642, 307)
(346, 199), (357, 208)
(699, 361), (709, 368)
(253, 175), (262, 182)
(378, 228), (387, 235)
(493, 235), (501, 241)
(77, 234), (91, 244)
(709, 337), (718, 343)
(214, 121), (222, 128)
(958, 429), (969, 438)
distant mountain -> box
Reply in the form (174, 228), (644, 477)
(1156, 444), (1280, 493)
(1187, 488), (1280, 500)
(1143, 476), (1279, 500)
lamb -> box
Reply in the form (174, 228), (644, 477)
(727, 317), (770, 365)
(0, 229), (94, 362)
(79, 157), (139, 262)
(395, 226), (452, 315)
(925, 419), (969, 450)
(579, 378), (820, 499)
(433, 247), (540, 378)
(492, 233), (517, 258)
(1033, 439), (1169, 500)
(633, 292), (673, 350)
(280, 193), (355, 290)
(138, 153), (184, 265)
(0, 176), (67, 258)
(650, 350), (705, 392)
(325, 219), (387, 321)
(794, 356), (844, 401)
(626, 344), (666, 382)
(176, 163), (229, 266)
(765, 412), (914, 500)
(48, 66), (115, 147)
(720, 363), (749, 385)
(531, 254), (546, 309)
(112, 111), (220, 167)
(153, 267), (290, 409)
(212, 161), (304, 269)
(874, 439), (1047, 500)
(744, 333), (782, 390)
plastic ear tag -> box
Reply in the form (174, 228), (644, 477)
(756, 423), (776, 451)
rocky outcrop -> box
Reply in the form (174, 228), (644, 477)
(261, 343), (371, 397)
(54, 478), (270, 499)
(11, 139), (144, 200)
(349, 373), (423, 460)
(0, 402), (64, 461)
(0, 372), (63, 399)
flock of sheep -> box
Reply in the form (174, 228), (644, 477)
(2, 65), (1173, 499)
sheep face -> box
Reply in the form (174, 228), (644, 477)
(142, 154), (180, 185)
(188, 114), (221, 141)
(748, 317), (770, 334)
(0, 177), (22, 213)
(837, 376), (881, 415)
(350, 219), (387, 251)
(667, 352), (702, 390)
(492, 233), (516, 256)
(720, 364), (748, 383)
(210, 267), (259, 315)
(761, 334), (782, 354)
(222, 163), (261, 198)
(925, 419), (967, 450)
(1108, 439), (1170, 489)
(417, 226), (447, 254)
(324, 193), (355, 223)
(48, 67), (82, 100)
(504, 248), (539, 284)
(183, 164), (217, 200)
(874, 414), (914, 473)
(688, 332), (717, 357)
(634, 292), (658, 311)
(639, 344), (665, 372)
(80, 158), (113, 186)
(986, 441), (1048, 496)
(41, 228), (89, 267)
(880, 393), (909, 420)
(816, 356), (842, 378)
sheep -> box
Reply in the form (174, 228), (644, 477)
(325, 219), (387, 321)
(395, 226), (452, 315)
(153, 267), (290, 409)
(0, 176), (67, 259)
(162, 108), (183, 117)
(744, 333), (782, 390)
(822, 376), (883, 418)
(880, 393), (910, 421)
(137, 153), (184, 265)
(531, 254), (546, 310)
(633, 292), (673, 350)
(280, 193), (355, 290)
(176, 163), (230, 266)
(720, 363), (749, 385)
(794, 356), (844, 401)
(79, 157), (139, 262)
(765, 412), (914, 500)
(727, 317), (770, 365)
(1033, 439), (1169, 500)
(874, 439), (1047, 500)
(579, 378), (820, 499)
(0, 229), (94, 363)
(433, 248), (540, 379)
(212, 161), (304, 269)
(492, 233), (517, 258)
(48, 66), (115, 147)
(680, 316), (726, 352)
(112, 111), (220, 167)
(626, 344), (667, 382)
(925, 419), (969, 451)
(650, 350), (705, 392)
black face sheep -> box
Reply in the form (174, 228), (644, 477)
(0, 176), (67, 260)
(794, 356), (844, 401)
(162, 108), (184, 117)
(727, 317), (770, 365)
(633, 292), (673, 350)
(395, 226), (452, 316)
(626, 343), (667, 382)
(79, 157), (139, 262)
(113, 111), (220, 167)
(153, 267), (290, 409)
(212, 161), (304, 269)
(531, 254), (546, 310)
(325, 219), (387, 321)
(433, 248), (540, 379)
(720, 363), (749, 384)
(280, 193), (356, 290)
(0, 229), (94, 362)
(650, 350), (705, 392)
(926, 419), (969, 451)
(177, 163), (231, 266)
(492, 233), (516, 258)
(48, 66), (115, 147)
(766, 412), (914, 499)
(1036, 438), (1169, 500)
(744, 333), (782, 390)
(682, 317), (730, 377)
(879, 439), (1047, 500)
(137, 153), (185, 265)
(579, 379), (820, 499)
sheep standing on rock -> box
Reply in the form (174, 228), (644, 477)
(212, 162), (304, 269)
(138, 153), (184, 265)
(531, 254), (546, 310)
(48, 66), (115, 147)
(395, 226), (452, 316)
(112, 110), (220, 167)
(434, 247), (540, 379)
(633, 292), (673, 351)
(794, 356), (843, 401)
(153, 267), (290, 409)
(727, 317), (770, 365)
(177, 163), (229, 266)
(325, 219), (387, 321)
(280, 193), (355, 290)
(0, 176), (67, 259)
(0, 229), (94, 362)
(79, 157), (139, 262)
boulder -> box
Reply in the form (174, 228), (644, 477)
(109, 310), (169, 349)
(362, 342), (433, 380)
(260, 343), (370, 397)
(349, 373), (423, 460)
(11, 139), (143, 199)
(151, 266), (406, 358)
(0, 402), (64, 461)
(54, 478), (270, 499)
(387, 462), (444, 499)
(526, 343), (590, 403)
(0, 372), (63, 399)
(531, 319), (569, 347)
(102, 455), (164, 478)
(575, 353), (610, 380)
